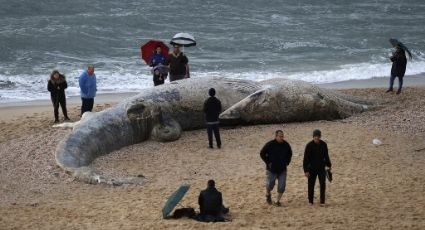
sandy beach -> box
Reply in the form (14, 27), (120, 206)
(1, 77), (424, 229)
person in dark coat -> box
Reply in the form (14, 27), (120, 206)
(197, 180), (229, 222)
(165, 44), (189, 82)
(387, 39), (411, 95)
(260, 130), (292, 206)
(47, 70), (70, 123)
(303, 129), (332, 206)
(203, 88), (222, 148)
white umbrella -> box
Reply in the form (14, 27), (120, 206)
(170, 33), (196, 47)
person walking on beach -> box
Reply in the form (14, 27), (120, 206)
(386, 39), (412, 95)
(197, 180), (229, 222)
(303, 129), (332, 206)
(203, 88), (222, 149)
(47, 70), (70, 123)
(260, 130), (293, 206)
(79, 65), (97, 116)
(165, 44), (189, 82)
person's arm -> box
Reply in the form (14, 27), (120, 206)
(47, 80), (53, 92)
(324, 142), (332, 168)
(287, 143), (292, 166)
(203, 100), (208, 114)
(260, 142), (270, 164)
(303, 143), (310, 176)
(79, 73), (87, 95)
(218, 192), (223, 207)
(185, 64), (190, 78)
(198, 191), (204, 213)
(218, 100), (222, 113)
(62, 80), (68, 90)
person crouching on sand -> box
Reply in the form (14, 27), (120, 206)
(47, 70), (70, 123)
(260, 130), (293, 206)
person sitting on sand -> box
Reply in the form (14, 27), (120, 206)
(203, 88), (222, 148)
(260, 130), (292, 206)
(47, 70), (70, 123)
(303, 129), (332, 207)
(197, 180), (229, 222)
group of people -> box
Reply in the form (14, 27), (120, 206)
(199, 89), (331, 223)
(47, 65), (97, 122)
(149, 44), (189, 86)
(194, 128), (332, 222)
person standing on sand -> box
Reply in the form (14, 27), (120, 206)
(165, 44), (189, 82)
(79, 65), (97, 116)
(47, 70), (70, 123)
(303, 129), (332, 207)
(386, 39), (412, 95)
(203, 88), (222, 149)
(260, 130), (292, 206)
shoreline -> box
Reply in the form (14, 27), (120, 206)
(1, 74), (424, 122)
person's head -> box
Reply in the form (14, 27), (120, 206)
(87, 65), (95, 75)
(155, 45), (162, 54)
(50, 70), (64, 81)
(313, 129), (321, 143)
(207, 179), (215, 188)
(208, 88), (216, 97)
(173, 44), (181, 53)
(275, 130), (284, 143)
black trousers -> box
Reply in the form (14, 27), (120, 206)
(308, 169), (326, 204)
(207, 124), (221, 147)
(81, 97), (94, 115)
(51, 96), (68, 120)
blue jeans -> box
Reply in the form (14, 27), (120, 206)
(389, 74), (403, 91)
(207, 124), (221, 147)
(266, 170), (287, 194)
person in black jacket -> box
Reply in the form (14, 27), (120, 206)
(386, 40), (411, 95)
(260, 130), (292, 206)
(303, 129), (332, 206)
(47, 70), (70, 123)
(198, 180), (229, 222)
(165, 44), (189, 82)
(203, 88), (222, 148)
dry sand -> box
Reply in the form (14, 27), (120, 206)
(0, 86), (424, 229)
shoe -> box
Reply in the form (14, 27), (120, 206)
(209, 145), (213, 149)
(320, 203), (325, 207)
(274, 201), (282, 207)
(396, 90), (401, 95)
(385, 89), (393, 93)
(266, 194), (272, 205)
(64, 117), (70, 121)
(54, 119), (59, 123)
(308, 202), (313, 206)
(217, 145), (221, 149)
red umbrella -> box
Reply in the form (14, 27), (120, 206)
(140, 40), (169, 65)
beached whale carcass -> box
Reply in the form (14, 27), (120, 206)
(55, 77), (370, 184)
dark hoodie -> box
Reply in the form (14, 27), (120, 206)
(198, 186), (223, 216)
(47, 71), (68, 100)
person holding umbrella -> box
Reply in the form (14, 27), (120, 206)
(386, 38), (412, 95)
(141, 40), (169, 86)
(165, 33), (196, 82)
(165, 44), (189, 82)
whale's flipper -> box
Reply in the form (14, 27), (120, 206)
(150, 107), (182, 142)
